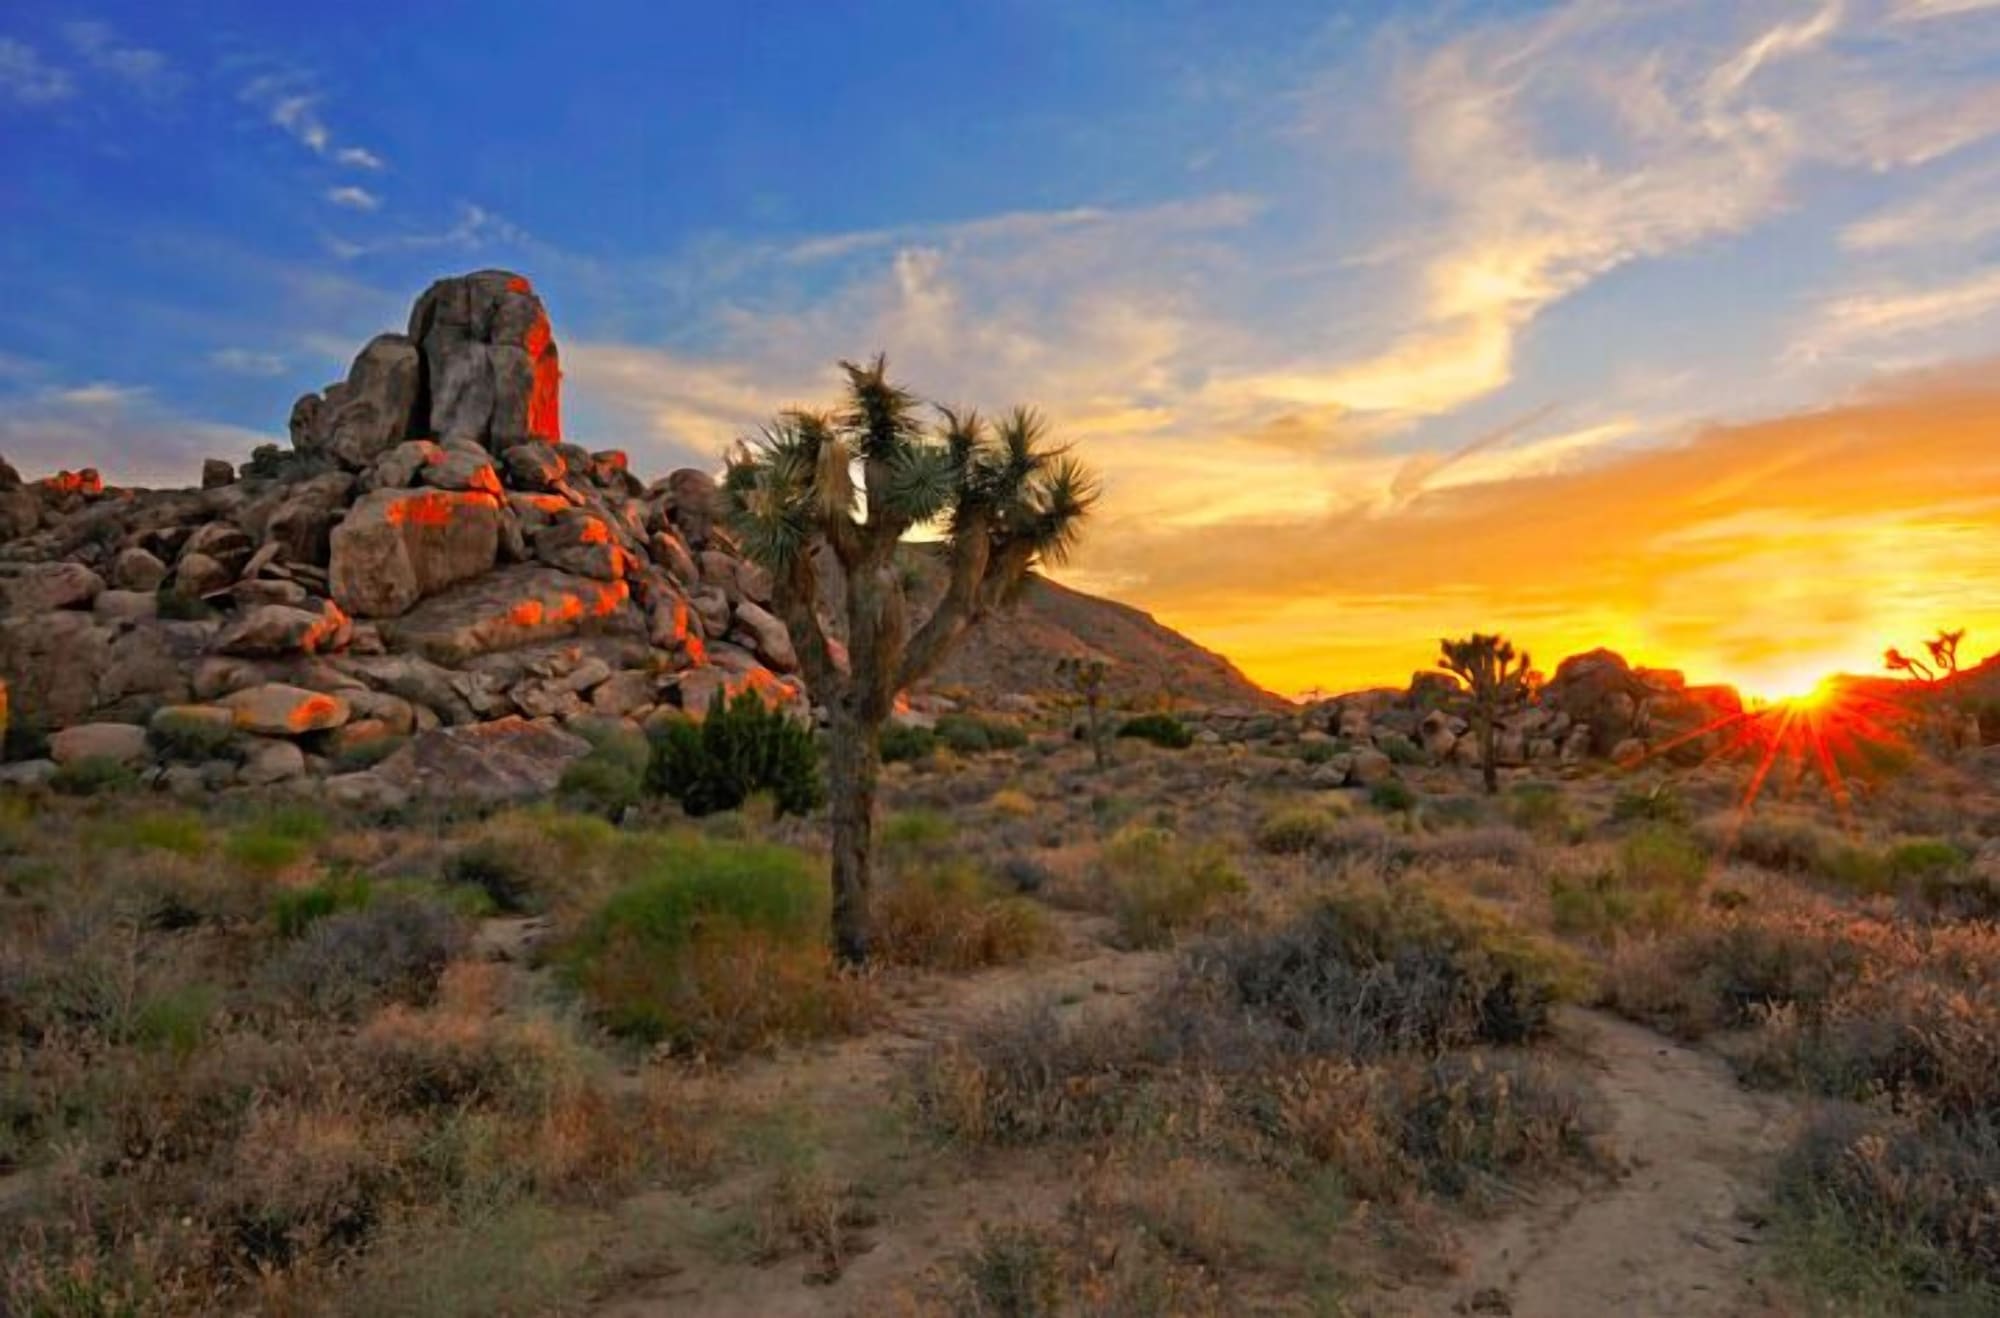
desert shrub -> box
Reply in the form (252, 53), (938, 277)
(1392, 1052), (1602, 1200)
(264, 897), (468, 1019)
(442, 836), (544, 914)
(272, 873), (374, 938)
(874, 860), (1052, 971)
(1616, 824), (1706, 895)
(1255, 805), (1349, 856)
(952, 1224), (1067, 1316)
(1413, 825), (1534, 870)
(935, 712), (1027, 756)
(331, 734), (406, 773)
(1719, 811), (1840, 875)
(563, 836), (870, 1053)
(907, 1004), (1140, 1147)
(1887, 838), (1969, 885)
(880, 722), (937, 764)
(1116, 713), (1193, 750)
(1776, 1106), (2000, 1305)
(1299, 740), (1338, 766)
(1186, 887), (1586, 1058)
(1611, 781), (1687, 827)
(2, 713), (50, 762)
(1368, 779), (1417, 814)
(1099, 825), (1245, 948)
(646, 691), (821, 818)
(131, 982), (220, 1058)
(148, 711), (241, 763)
(996, 854), (1055, 894)
(1376, 732), (1426, 766)
(48, 755), (136, 797)
(987, 787), (1036, 817)
(1507, 783), (1573, 839)
(223, 808), (328, 877)
(105, 808), (208, 857)
(557, 749), (643, 819)
(881, 807), (956, 853)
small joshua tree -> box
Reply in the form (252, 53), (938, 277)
(723, 357), (1098, 963)
(1057, 655), (1111, 770)
(1439, 632), (1534, 795)
(1886, 627), (1971, 753)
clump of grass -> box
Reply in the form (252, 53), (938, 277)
(1368, 779), (1417, 814)
(224, 804), (330, 877)
(880, 722), (938, 764)
(105, 809), (209, 857)
(131, 982), (220, 1058)
(1254, 804), (1351, 856)
(987, 787), (1036, 817)
(1116, 713), (1193, 750)
(936, 713), (1028, 756)
(874, 860), (1052, 971)
(148, 710), (240, 763)
(272, 873), (373, 938)
(1507, 783), (1574, 840)
(445, 836), (545, 915)
(558, 724), (650, 818)
(1611, 780), (1688, 827)
(48, 755), (137, 797)
(562, 835), (874, 1054)
(1099, 825), (1245, 948)
(263, 896), (468, 1019)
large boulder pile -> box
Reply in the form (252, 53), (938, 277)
(0, 270), (806, 802)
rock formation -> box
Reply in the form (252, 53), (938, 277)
(0, 270), (803, 804)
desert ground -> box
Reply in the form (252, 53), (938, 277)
(4, 700), (1995, 1317)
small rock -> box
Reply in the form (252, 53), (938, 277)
(49, 721), (149, 766)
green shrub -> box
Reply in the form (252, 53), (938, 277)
(444, 837), (544, 914)
(937, 713), (1028, 755)
(1368, 779), (1417, 814)
(1255, 805), (1348, 855)
(272, 874), (374, 937)
(875, 860), (1052, 970)
(2, 714), (51, 762)
(558, 750), (644, 819)
(106, 809), (209, 857)
(49, 755), (137, 796)
(646, 691), (822, 818)
(223, 806), (327, 876)
(1299, 740), (1338, 766)
(564, 836), (872, 1053)
(332, 734), (406, 773)
(1099, 825), (1245, 948)
(1887, 839), (1968, 885)
(154, 586), (214, 621)
(1612, 781), (1687, 827)
(130, 983), (220, 1057)
(1377, 732), (1426, 766)
(263, 896), (468, 1019)
(1618, 824), (1706, 894)
(1115, 713), (1193, 750)
(881, 808), (955, 853)
(880, 723), (937, 764)
(1507, 783), (1572, 839)
(148, 711), (240, 763)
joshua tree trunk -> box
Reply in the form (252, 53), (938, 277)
(1478, 713), (1499, 795)
(825, 707), (880, 965)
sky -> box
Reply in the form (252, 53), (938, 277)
(5, 0), (2000, 699)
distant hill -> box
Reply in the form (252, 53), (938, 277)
(900, 553), (1288, 711)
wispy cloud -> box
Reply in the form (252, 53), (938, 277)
(1843, 159), (2000, 250)
(1796, 267), (2000, 359)
(62, 21), (181, 101)
(0, 38), (74, 105)
(0, 382), (273, 487)
(334, 145), (383, 170)
(208, 348), (288, 377)
(325, 185), (380, 211)
(239, 69), (383, 170)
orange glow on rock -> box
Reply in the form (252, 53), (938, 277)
(508, 600), (545, 628)
(576, 518), (611, 545)
(383, 490), (496, 528)
(592, 581), (629, 616)
(288, 694), (341, 732)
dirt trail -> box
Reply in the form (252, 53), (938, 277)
(1396, 1007), (1798, 1318)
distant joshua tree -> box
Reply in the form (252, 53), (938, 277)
(1057, 655), (1111, 770)
(724, 356), (1098, 964)
(1886, 627), (1972, 754)
(1884, 628), (1964, 685)
(1439, 633), (1534, 795)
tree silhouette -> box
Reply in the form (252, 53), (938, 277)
(723, 357), (1098, 962)
(1057, 655), (1111, 770)
(1439, 632), (1534, 795)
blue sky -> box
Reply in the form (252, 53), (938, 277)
(6, 0), (2000, 693)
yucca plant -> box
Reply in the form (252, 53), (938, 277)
(722, 356), (1098, 962)
(1440, 632), (1534, 795)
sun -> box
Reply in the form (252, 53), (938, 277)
(1743, 667), (1838, 707)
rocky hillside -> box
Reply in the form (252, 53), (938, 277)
(904, 552), (1286, 712)
(0, 271), (809, 805)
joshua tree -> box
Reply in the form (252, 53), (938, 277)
(1886, 627), (1971, 753)
(1884, 628), (1964, 685)
(1057, 655), (1111, 770)
(1439, 632), (1533, 795)
(723, 357), (1098, 963)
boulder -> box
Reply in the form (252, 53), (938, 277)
(222, 683), (351, 735)
(0, 489), (39, 539)
(324, 770), (410, 812)
(3, 562), (104, 612)
(93, 590), (159, 624)
(502, 442), (566, 491)
(240, 736), (308, 785)
(1348, 747), (1395, 786)
(407, 270), (562, 447)
(732, 600), (797, 673)
(534, 512), (628, 580)
(665, 468), (717, 546)
(308, 334), (423, 469)
(372, 716), (590, 804)
(649, 528), (698, 585)
(0, 611), (113, 728)
(173, 552), (234, 597)
(368, 439), (445, 491)
(110, 547), (169, 592)
(201, 458), (235, 489)
(420, 445), (503, 495)
(383, 564), (635, 664)
(49, 721), (148, 766)
(590, 669), (655, 717)
(214, 601), (352, 657)
(328, 487), (502, 618)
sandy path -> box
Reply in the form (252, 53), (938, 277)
(1395, 1007), (1797, 1318)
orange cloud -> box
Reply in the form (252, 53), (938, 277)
(1065, 360), (2000, 699)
